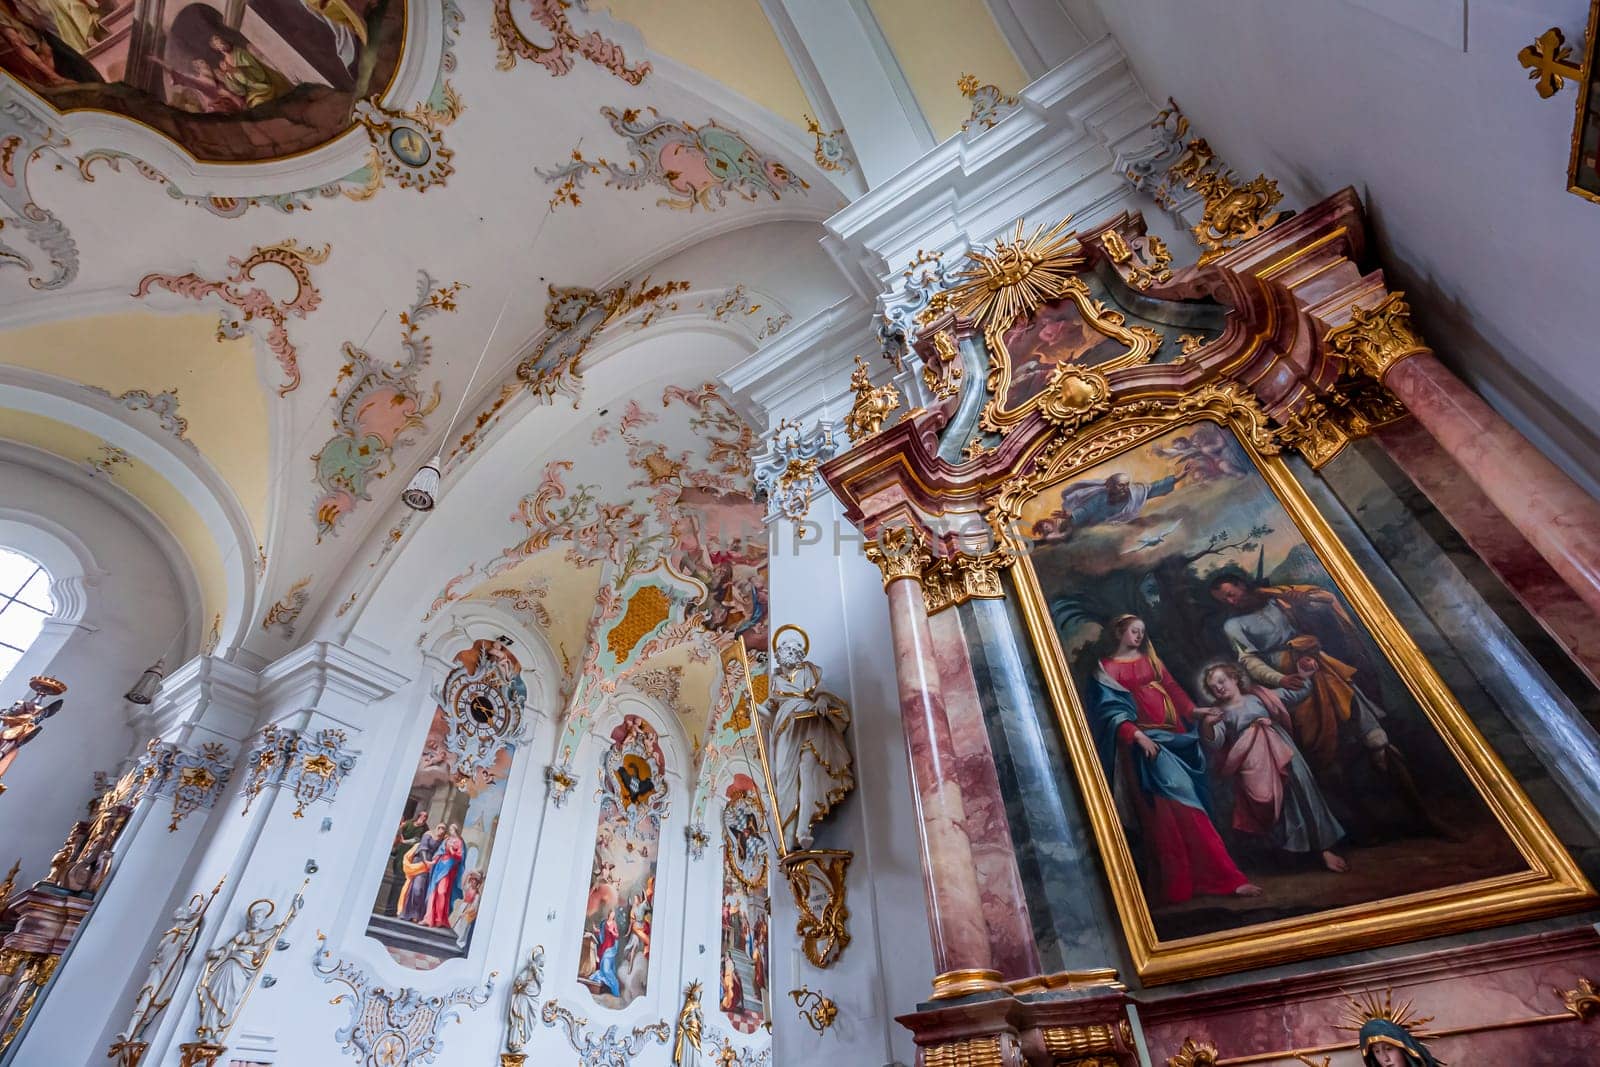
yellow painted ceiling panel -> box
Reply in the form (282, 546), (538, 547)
(596, 0), (814, 128)
(0, 408), (226, 636)
(0, 312), (270, 546)
(870, 0), (1027, 140)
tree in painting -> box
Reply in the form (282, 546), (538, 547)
(365, 636), (523, 970)
(718, 777), (769, 1034)
(577, 714), (667, 1010)
(0, 0), (404, 162)
(1023, 421), (1526, 942)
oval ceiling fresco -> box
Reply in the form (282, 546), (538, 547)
(0, 0), (405, 163)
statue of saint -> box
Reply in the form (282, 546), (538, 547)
(765, 626), (855, 851)
(672, 979), (703, 1066)
(194, 887), (302, 1044)
(114, 891), (210, 1048)
(504, 944), (543, 1054)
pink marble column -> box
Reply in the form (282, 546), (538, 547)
(885, 575), (997, 986)
(1385, 351), (1600, 622)
(927, 607), (1040, 980)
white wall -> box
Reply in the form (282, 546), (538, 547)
(0, 453), (186, 888)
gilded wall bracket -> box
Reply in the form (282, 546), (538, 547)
(781, 850), (852, 968)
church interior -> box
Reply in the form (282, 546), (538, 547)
(1, 2), (1599, 1065)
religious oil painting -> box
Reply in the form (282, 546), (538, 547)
(1013, 417), (1590, 981)
(0, 0), (405, 162)
(996, 294), (1129, 409)
(577, 714), (666, 1010)
(366, 637), (524, 971)
(1568, 1), (1600, 203)
(719, 778), (770, 1034)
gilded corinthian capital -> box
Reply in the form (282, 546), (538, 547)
(1324, 292), (1429, 382)
(864, 526), (932, 588)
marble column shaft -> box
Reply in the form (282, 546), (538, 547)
(927, 608), (1040, 980)
(884, 576), (995, 977)
(1384, 351), (1600, 620)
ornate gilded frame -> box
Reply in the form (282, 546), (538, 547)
(992, 391), (1593, 984)
(1567, 0), (1600, 205)
(977, 281), (1163, 435)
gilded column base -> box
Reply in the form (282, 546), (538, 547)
(177, 1041), (227, 1067)
(930, 968), (1005, 1000)
(107, 1039), (149, 1067)
(899, 981), (1135, 1067)
(501, 1054), (528, 1067)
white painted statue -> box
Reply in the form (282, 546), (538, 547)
(766, 625), (855, 851)
(504, 944), (543, 1054)
(195, 889), (302, 1044)
(114, 892), (208, 1046)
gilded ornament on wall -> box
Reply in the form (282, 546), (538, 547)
(1517, 7), (1600, 204)
(753, 418), (839, 522)
(843, 356), (901, 441)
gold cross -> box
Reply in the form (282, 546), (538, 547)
(1519, 27), (1584, 99)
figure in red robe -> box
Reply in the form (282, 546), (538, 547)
(1090, 615), (1261, 905)
(424, 826), (464, 928)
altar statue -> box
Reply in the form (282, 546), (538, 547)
(0, 676), (66, 794)
(766, 625), (855, 851)
(194, 885), (304, 1045)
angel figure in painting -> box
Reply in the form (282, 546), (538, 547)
(766, 625), (855, 851)
(1196, 663), (1348, 872)
(1089, 615), (1260, 904)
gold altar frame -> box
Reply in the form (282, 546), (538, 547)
(997, 395), (1594, 985)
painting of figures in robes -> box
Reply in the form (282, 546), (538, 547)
(366, 636), (523, 970)
(719, 778), (770, 1034)
(0, 0), (404, 162)
(577, 714), (666, 1010)
(1014, 417), (1588, 977)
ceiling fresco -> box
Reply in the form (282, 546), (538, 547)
(0, 0), (846, 667)
(0, 0), (407, 162)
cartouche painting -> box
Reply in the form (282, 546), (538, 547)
(1012, 416), (1590, 980)
(0, 0), (404, 162)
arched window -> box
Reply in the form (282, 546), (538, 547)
(0, 547), (53, 684)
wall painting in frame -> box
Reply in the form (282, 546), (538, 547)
(1566, 0), (1600, 204)
(1003, 402), (1592, 983)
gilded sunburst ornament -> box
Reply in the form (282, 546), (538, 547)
(949, 218), (1087, 335)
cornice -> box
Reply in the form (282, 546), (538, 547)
(720, 295), (877, 427)
(821, 38), (1155, 294)
(257, 641), (412, 728)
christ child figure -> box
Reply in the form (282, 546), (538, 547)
(1196, 662), (1348, 872)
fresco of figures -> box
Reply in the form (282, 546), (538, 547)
(366, 637), (523, 970)
(1021, 422), (1530, 943)
(0, 0), (405, 162)
(577, 714), (667, 1010)
(718, 779), (769, 1034)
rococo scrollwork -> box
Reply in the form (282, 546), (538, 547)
(241, 725), (358, 819)
(753, 418), (839, 522)
(314, 933), (495, 1067)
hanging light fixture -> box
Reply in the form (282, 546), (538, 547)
(123, 657), (166, 705)
(399, 207), (550, 513)
(401, 455), (442, 512)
